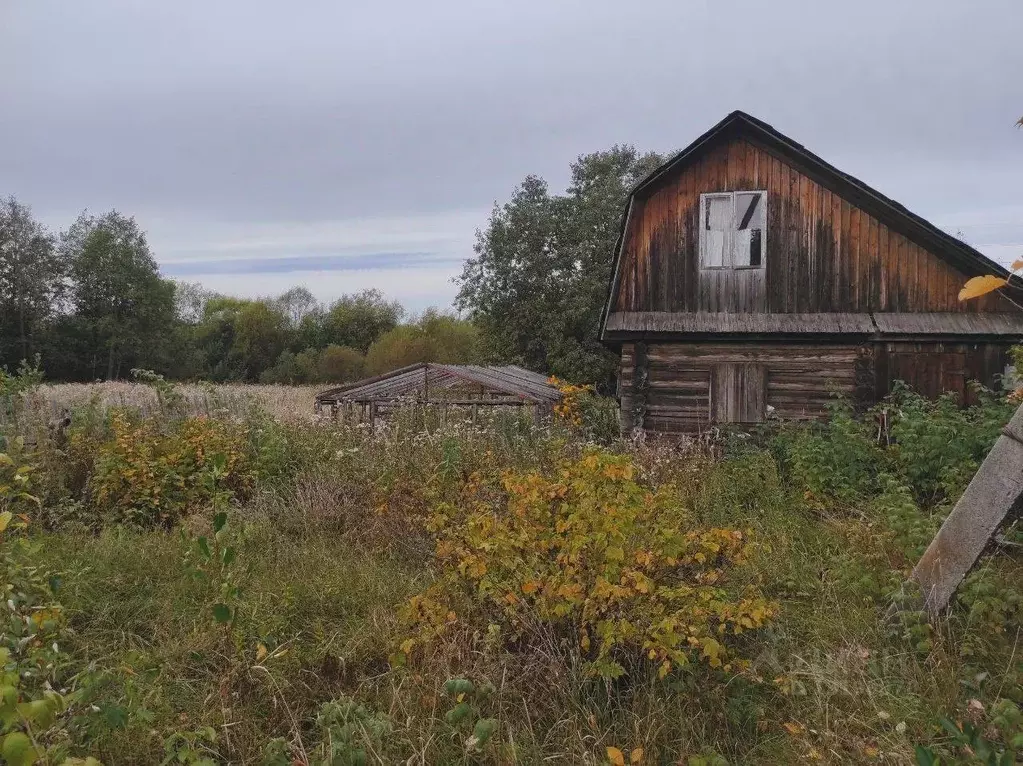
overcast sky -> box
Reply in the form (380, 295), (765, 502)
(3, 1), (1022, 311)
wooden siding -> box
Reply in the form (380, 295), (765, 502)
(613, 137), (1006, 315)
(875, 341), (1010, 405)
(620, 340), (1013, 434)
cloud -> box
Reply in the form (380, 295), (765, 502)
(4, 0), (1023, 308)
(191, 266), (462, 313)
(162, 252), (455, 276)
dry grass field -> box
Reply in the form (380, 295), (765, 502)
(25, 381), (323, 421)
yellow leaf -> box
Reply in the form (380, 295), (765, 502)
(521, 580), (538, 595)
(256, 643), (267, 662)
(1012, 258), (1023, 272)
(630, 747), (644, 764)
(0, 511), (11, 532)
(958, 274), (1007, 301)
(607, 747), (626, 766)
(782, 721), (806, 736)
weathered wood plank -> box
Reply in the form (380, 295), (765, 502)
(911, 404), (1023, 614)
(610, 136), (1004, 316)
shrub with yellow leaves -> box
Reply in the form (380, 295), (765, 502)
(401, 448), (776, 679)
(548, 376), (591, 428)
(89, 411), (253, 527)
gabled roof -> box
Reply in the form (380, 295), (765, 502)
(315, 363), (561, 405)
(601, 110), (1015, 336)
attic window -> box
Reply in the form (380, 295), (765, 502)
(699, 191), (766, 270)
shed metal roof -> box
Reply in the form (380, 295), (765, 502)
(315, 363), (561, 405)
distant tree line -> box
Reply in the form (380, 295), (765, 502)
(0, 197), (480, 384)
(2, 143), (661, 386)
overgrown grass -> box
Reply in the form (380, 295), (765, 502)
(3, 378), (1023, 764)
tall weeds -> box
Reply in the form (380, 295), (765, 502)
(2, 374), (1021, 764)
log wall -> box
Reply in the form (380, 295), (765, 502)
(620, 340), (1014, 433)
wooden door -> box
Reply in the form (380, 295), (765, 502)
(711, 363), (766, 424)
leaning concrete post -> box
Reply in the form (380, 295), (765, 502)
(911, 403), (1023, 615)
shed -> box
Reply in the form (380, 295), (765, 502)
(601, 111), (1023, 434)
(314, 363), (561, 424)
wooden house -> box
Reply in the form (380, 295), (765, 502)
(600, 111), (1023, 434)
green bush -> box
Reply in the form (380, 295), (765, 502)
(771, 400), (883, 504)
(880, 383), (1014, 505)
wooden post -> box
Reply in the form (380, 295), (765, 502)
(911, 403), (1023, 614)
(633, 341), (649, 434)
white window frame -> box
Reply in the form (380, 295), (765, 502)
(699, 191), (767, 271)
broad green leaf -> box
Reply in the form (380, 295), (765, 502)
(913, 745), (937, 766)
(443, 678), (475, 697)
(221, 546), (236, 566)
(472, 718), (498, 746)
(197, 537), (211, 560)
(213, 512), (227, 534)
(211, 603), (232, 624)
(444, 701), (473, 725)
(0, 731), (38, 766)
(104, 704), (129, 728)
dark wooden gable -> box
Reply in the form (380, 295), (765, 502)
(602, 112), (1016, 328)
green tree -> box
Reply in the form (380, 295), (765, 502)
(456, 146), (664, 386)
(174, 280), (220, 324)
(364, 310), (479, 375)
(316, 344), (364, 382)
(324, 289), (403, 352)
(418, 309), (481, 363)
(196, 297), (291, 381)
(61, 210), (176, 379)
(192, 296), (248, 381)
(232, 301), (290, 380)
(260, 349), (300, 384)
(365, 325), (431, 375)
(0, 197), (64, 365)
(274, 286), (319, 327)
